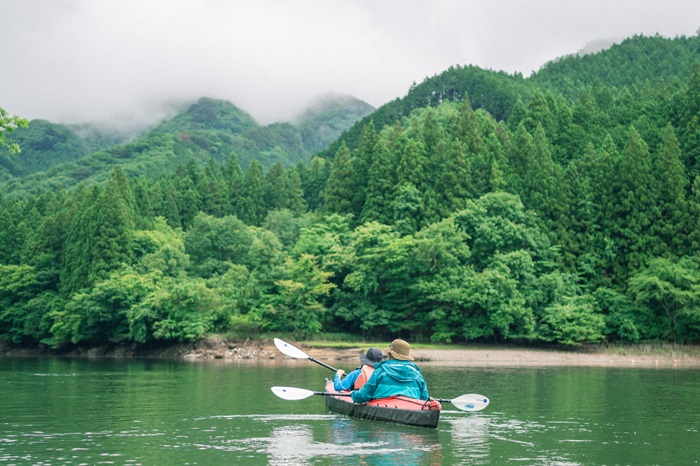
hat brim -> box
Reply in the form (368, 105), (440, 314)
(384, 347), (414, 361)
(359, 354), (377, 366)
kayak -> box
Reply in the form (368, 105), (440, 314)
(323, 380), (442, 428)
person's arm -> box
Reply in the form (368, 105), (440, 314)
(333, 369), (360, 391)
(419, 378), (429, 400)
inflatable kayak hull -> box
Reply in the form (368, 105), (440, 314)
(323, 380), (441, 428)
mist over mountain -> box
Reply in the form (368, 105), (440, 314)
(575, 38), (622, 55)
(0, 94), (374, 196)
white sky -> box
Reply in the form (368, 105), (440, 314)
(1, 0), (698, 130)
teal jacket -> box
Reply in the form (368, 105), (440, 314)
(350, 359), (428, 403)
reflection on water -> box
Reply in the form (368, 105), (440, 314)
(447, 413), (491, 463)
(190, 416), (443, 465)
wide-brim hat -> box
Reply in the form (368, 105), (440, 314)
(384, 339), (413, 361)
(359, 347), (384, 366)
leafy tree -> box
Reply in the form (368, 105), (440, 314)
(263, 209), (312, 251)
(292, 214), (354, 280)
(184, 213), (253, 278)
(341, 222), (408, 337)
(0, 264), (40, 343)
(131, 217), (189, 277)
(538, 295), (605, 345)
(0, 107), (29, 154)
(262, 254), (335, 336)
(628, 257), (700, 342)
(150, 277), (220, 342)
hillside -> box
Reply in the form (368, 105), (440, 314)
(320, 34), (700, 159)
(0, 95), (374, 197)
(2, 33), (700, 349)
(0, 120), (131, 181)
(531, 33), (700, 92)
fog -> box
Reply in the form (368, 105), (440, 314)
(1, 0), (698, 131)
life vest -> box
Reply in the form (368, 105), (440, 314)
(353, 364), (375, 390)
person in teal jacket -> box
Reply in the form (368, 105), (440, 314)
(350, 339), (429, 403)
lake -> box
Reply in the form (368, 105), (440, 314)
(1, 357), (698, 465)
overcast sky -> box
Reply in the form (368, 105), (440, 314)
(1, 0), (698, 130)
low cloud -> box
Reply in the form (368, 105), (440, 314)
(1, 0), (698, 130)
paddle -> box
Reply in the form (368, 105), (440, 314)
(271, 386), (490, 412)
(274, 337), (339, 372)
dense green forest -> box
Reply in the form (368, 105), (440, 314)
(2, 34), (700, 349)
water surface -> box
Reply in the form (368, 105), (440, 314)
(1, 358), (698, 464)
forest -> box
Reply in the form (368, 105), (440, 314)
(1, 34), (700, 348)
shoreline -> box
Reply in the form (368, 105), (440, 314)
(3, 339), (699, 368)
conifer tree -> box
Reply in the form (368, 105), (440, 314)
(432, 139), (472, 218)
(224, 153), (245, 217)
(457, 94), (483, 155)
(285, 168), (307, 215)
(391, 183), (423, 236)
(420, 109), (445, 187)
(523, 89), (556, 137)
(173, 166), (200, 229)
(360, 139), (395, 224)
(653, 124), (690, 256)
(198, 159), (227, 217)
(552, 94), (586, 162)
(264, 162), (289, 212)
(323, 142), (355, 215)
(89, 167), (136, 283)
(132, 180), (154, 229)
(347, 123), (378, 218)
(298, 157), (330, 211)
(239, 160), (266, 226)
(680, 65), (700, 179)
(609, 127), (657, 282)
(161, 182), (182, 229)
(59, 168), (136, 294)
(508, 97), (527, 130)
(505, 123), (535, 196)
(395, 136), (428, 191)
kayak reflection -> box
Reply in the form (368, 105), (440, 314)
(266, 418), (442, 465)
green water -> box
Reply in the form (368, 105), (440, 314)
(1, 358), (698, 465)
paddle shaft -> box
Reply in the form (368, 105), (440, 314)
(307, 357), (338, 373)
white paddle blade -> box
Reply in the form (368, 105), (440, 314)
(274, 338), (310, 360)
(450, 394), (490, 412)
(271, 386), (315, 401)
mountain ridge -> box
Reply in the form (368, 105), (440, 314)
(0, 94), (374, 197)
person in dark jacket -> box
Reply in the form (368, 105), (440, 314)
(350, 339), (429, 403)
(333, 347), (383, 391)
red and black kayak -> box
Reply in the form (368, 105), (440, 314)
(323, 380), (442, 428)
